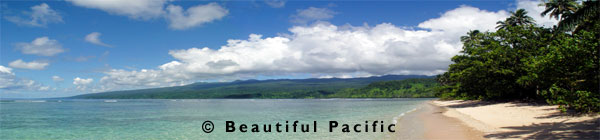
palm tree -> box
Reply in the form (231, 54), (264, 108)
(460, 30), (481, 54)
(508, 9), (535, 26)
(495, 9), (535, 30)
(460, 30), (480, 43)
(540, 0), (579, 21)
(496, 20), (509, 30)
(556, 0), (599, 32)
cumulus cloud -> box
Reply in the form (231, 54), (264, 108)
(0, 65), (50, 91)
(66, 0), (167, 20)
(419, 5), (509, 34)
(165, 23), (457, 75)
(166, 3), (228, 30)
(85, 32), (112, 47)
(5, 3), (63, 27)
(265, 0), (286, 8)
(15, 37), (65, 56)
(8, 59), (49, 70)
(291, 7), (336, 24)
(52, 76), (64, 82)
(73, 77), (94, 91)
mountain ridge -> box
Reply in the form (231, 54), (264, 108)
(72, 75), (435, 99)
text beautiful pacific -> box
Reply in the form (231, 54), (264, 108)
(224, 120), (396, 133)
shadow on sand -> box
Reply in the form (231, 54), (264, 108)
(441, 100), (600, 140)
(484, 119), (599, 139)
(443, 100), (497, 108)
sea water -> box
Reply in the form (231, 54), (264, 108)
(0, 98), (430, 139)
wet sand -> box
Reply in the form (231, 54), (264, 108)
(394, 102), (485, 140)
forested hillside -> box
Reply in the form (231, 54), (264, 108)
(328, 78), (438, 98)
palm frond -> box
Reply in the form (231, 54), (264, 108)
(557, 0), (599, 32)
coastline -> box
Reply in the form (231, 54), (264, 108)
(426, 100), (600, 139)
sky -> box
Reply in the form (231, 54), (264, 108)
(0, 0), (558, 98)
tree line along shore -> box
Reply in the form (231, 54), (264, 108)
(434, 0), (599, 113)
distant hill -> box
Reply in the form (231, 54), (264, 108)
(71, 75), (435, 99)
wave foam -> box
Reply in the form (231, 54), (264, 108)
(392, 107), (420, 124)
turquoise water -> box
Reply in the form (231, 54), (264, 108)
(0, 99), (429, 139)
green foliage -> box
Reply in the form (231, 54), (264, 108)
(438, 25), (553, 100)
(327, 78), (438, 98)
(555, 0), (599, 32)
(531, 23), (600, 113)
(544, 85), (600, 113)
(437, 6), (599, 113)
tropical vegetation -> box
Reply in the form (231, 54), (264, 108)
(436, 0), (599, 113)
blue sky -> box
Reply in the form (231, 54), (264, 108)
(0, 0), (557, 98)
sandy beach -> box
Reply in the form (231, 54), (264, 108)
(420, 100), (600, 140)
(394, 101), (486, 140)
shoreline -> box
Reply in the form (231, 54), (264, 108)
(424, 100), (600, 140)
(393, 101), (486, 140)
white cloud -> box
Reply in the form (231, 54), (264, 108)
(265, 0), (286, 8)
(97, 68), (189, 91)
(85, 32), (112, 47)
(516, 0), (558, 27)
(0, 65), (50, 91)
(166, 3), (228, 30)
(291, 7), (336, 24)
(159, 23), (457, 76)
(67, 0), (229, 30)
(66, 0), (167, 20)
(52, 76), (64, 82)
(73, 77), (93, 85)
(5, 3), (63, 27)
(73, 77), (94, 91)
(418, 5), (509, 34)
(15, 37), (65, 56)
(0, 66), (12, 74)
(8, 59), (49, 70)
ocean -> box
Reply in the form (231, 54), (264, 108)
(0, 98), (430, 139)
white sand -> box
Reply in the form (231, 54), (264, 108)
(432, 100), (600, 140)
